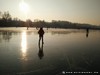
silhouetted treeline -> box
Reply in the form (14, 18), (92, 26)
(0, 11), (100, 29)
(33, 20), (100, 30)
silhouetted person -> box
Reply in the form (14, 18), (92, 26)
(38, 27), (44, 44)
(47, 27), (48, 30)
(27, 26), (29, 30)
(86, 28), (89, 38)
(26, 19), (30, 30)
(36, 27), (39, 30)
(38, 39), (44, 59)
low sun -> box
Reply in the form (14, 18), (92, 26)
(19, 1), (30, 13)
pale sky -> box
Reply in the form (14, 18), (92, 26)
(0, 0), (100, 25)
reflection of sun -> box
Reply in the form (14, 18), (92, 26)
(19, 0), (30, 14)
(21, 31), (27, 60)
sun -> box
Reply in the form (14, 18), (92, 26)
(19, 1), (30, 13)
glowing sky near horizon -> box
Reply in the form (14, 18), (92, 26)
(0, 0), (100, 25)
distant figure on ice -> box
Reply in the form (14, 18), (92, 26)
(38, 27), (45, 44)
(26, 19), (29, 30)
(86, 28), (89, 38)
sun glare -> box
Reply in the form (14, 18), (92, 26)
(19, 1), (30, 14)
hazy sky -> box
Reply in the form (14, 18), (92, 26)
(0, 0), (100, 25)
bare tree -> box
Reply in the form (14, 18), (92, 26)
(2, 11), (11, 21)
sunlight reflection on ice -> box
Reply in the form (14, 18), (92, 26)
(21, 31), (27, 61)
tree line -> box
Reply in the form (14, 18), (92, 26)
(0, 11), (100, 29)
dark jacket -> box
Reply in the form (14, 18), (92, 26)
(38, 28), (44, 36)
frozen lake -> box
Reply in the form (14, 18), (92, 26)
(0, 27), (100, 75)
